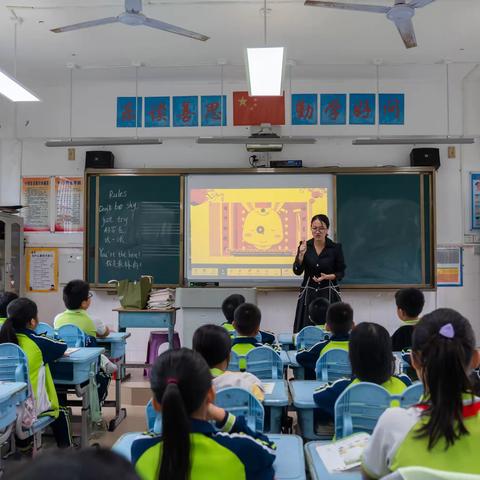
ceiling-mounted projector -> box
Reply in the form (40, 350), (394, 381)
(246, 124), (283, 152)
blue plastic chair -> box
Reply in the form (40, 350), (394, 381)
(334, 382), (392, 439)
(400, 382), (423, 408)
(145, 399), (162, 434)
(315, 349), (351, 382)
(296, 326), (329, 350)
(56, 324), (86, 347)
(245, 346), (283, 380)
(228, 350), (241, 372)
(35, 322), (56, 338)
(216, 387), (264, 432)
(0, 343), (54, 447)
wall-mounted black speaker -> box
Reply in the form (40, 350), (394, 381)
(85, 151), (114, 169)
(410, 148), (440, 170)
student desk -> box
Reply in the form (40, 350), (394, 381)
(289, 380), (329, 441)
(263, 379), (289, 433)
(51, 347), (104, 448)
(113, 433), (306, 480)
(278, 333), (295, 351)
(113, 308), (177, 373)
(305, 441), (361, 480)
(97, 332), (131, 431)
(0, 382), (27, 431)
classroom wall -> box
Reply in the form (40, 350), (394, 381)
(1, 63), (480, 360)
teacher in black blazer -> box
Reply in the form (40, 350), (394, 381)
(293, 214), (346, 333)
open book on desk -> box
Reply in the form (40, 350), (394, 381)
(316, 432), (370, 472)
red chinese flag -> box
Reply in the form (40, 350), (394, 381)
(233, 91), (285, 126)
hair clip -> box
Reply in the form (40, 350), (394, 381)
(166, 377), (178, 385)
(439, 323), (455, 339)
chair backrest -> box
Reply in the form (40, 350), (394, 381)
(228, 350), (241, 372)
(400, 382), (424, 408)
(145, 399), (162, 434)
(56, 324), (86, 347)
(215, 387), (264, 432)
(316, 348), (351, 382)
(35, 322), (56, 338)
(334, 382), (392, 439)
(0, 343), (30, 385)
(245, 346), (283, 380)
(296, 326), (328, 350)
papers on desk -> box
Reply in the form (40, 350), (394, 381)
(64, 348), (80, 356)
(147, 288), (175, 309)
(316, 432), (370, 472)
(262, 382), (275, 395)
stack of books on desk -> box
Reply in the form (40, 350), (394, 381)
(147, 289), (175, 309)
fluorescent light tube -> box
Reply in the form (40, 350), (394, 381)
(45, 137), (162, 147)
(0, 68), (40, 102)
(353, 136), (475, 145)
(246, 47), (285, 96)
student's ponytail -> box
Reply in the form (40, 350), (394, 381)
(413, 308), (475, 449)
(150, 348), (212, 480)
(0, 298), (38, 346)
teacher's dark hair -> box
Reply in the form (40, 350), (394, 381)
(311, 214), (330, 229)
(413, 308), (475, 450)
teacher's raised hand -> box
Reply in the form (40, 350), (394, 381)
(298, 240), (307, 255)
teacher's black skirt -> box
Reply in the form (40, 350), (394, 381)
(293, 282), (341, 333)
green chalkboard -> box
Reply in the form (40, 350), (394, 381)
(336, 173), (432, 286)
(86, 174), (182, 286)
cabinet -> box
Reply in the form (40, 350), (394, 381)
(0, 214), (24, 295)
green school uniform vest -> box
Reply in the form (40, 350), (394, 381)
(321, 340), (349, 355)
(391, 400), (480, 474)
(17, 333), (60, 418)
(0, 317), (5, 326)
(135, 433), (247, 480)
(352, 376), (408, 407)
(54, 309), (97, 337)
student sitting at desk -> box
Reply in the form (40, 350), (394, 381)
(293, 297), (330, 348)
(296, 302), (353, 380)
(130, 348), (276, 480)
(313, 322), (411, 423)
(193, 324), (265, 401)
(391, 287), (425, 352)
(0, 291), (18, 326)
(362, 309), (480, 478)
(231, 303), (264, 356)
(0, 298), (72, 450)
(222, 294), (275, 345)
(54, 279), (115, 402)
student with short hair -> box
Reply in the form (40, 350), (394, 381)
(193, 324), (265, 401)
(54, 279), (114, 402)
(0, 298), (72, 450)
(313, 322), (411, 422)
(0, 291), (18, 325)
(296, 302), (353, 380)
(308, 297), (330, 328)
(222, 294), (275, 345)
(130, 348), (276, 480)
(391, 288), (425, 352)
(231, 303), (263, 357)
(54, 279), (110, 342)
(362, 308), (480, 478)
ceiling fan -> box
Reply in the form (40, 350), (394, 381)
(50, 0), (209, 41)
(304, 0), (437, 49)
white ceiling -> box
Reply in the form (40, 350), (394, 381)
(0, 0), (479, 81)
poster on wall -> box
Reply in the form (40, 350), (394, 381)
(55, 177), (83, 232)
(22, 177), (51, 232)
(471, 173), (480, 229)
(26, 247), (58, 292)
(436, 246), (463, 287)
